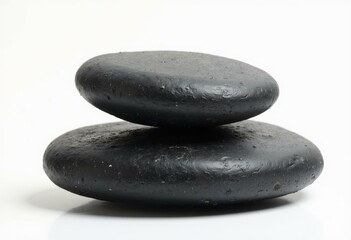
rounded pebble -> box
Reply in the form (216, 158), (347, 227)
(43, 121), (323, 205)
(75, 51), (279, 127)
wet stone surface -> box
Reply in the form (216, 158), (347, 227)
(75, 51), (279, 127)
(43, 121), (323, 205)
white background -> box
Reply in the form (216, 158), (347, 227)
(1, 0), (350, 239)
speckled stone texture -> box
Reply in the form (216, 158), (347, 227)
(75, 51), (279, 127)
(43, 121), (323, 205)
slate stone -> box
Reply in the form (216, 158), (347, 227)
(43, 121), (323, 205)
(75, 51), (279, 127)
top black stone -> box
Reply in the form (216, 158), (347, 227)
(76, 51), (279, 127)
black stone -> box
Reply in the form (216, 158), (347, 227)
(75, 51), (279, 127)
(43, 121), (323, 205)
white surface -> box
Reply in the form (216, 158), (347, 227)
(1, 0), (350, 239)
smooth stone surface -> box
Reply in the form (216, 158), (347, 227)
(75, 51), (279, 127)
(43, 121), (323, 205)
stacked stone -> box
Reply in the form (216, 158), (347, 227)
(43, 51), (323, 205)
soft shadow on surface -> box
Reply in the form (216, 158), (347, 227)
(48, 192), (321, 240)
(67, 197), (294, 218)
(27, 188), (305, 218)
(27, 188), (92, 212)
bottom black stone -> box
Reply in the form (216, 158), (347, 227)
(43, 121), (323, 205)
